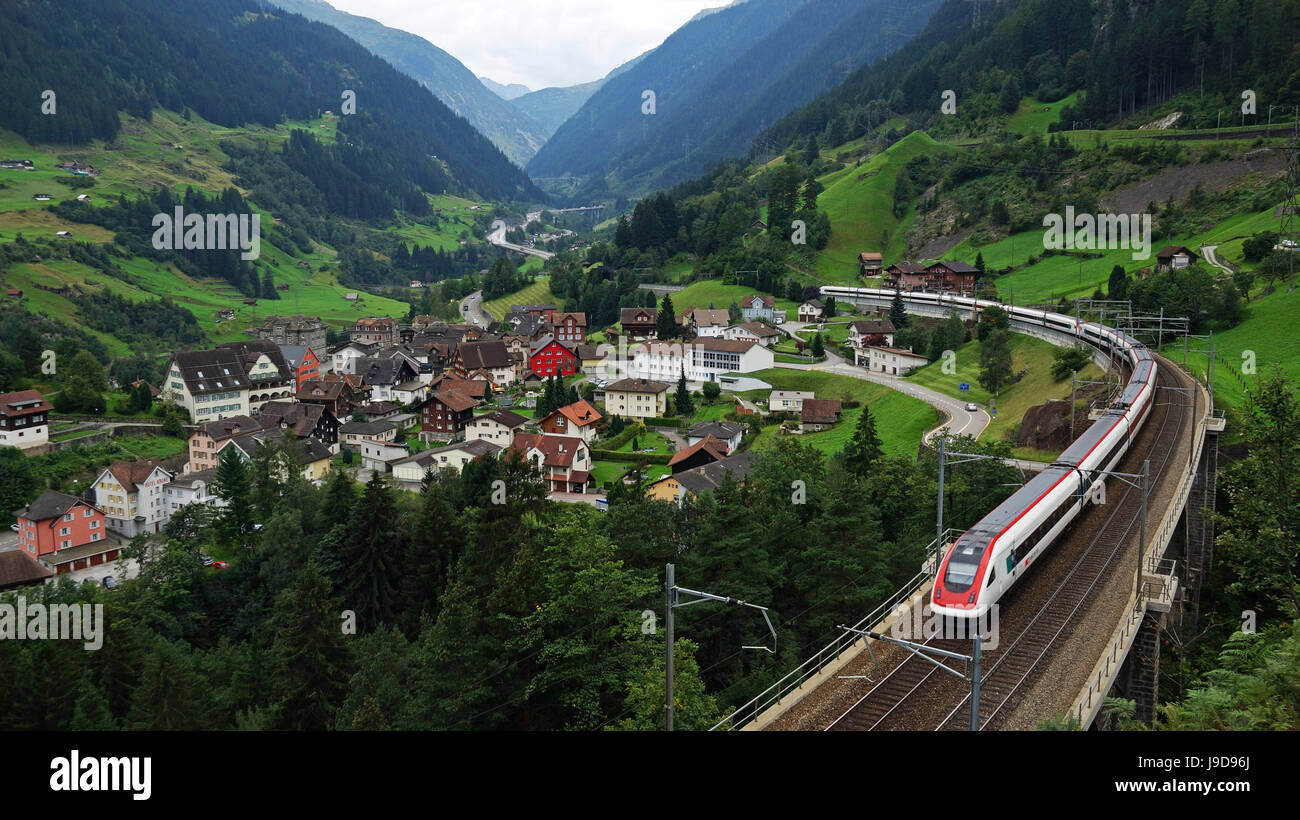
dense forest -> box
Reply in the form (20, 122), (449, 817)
(0, 0), (540, 203)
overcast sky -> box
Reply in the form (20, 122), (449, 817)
(324, 0), (730, 90)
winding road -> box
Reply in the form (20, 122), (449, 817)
(459, 290), (493, 329)
(489, 218), (555, 260)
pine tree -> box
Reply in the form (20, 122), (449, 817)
(271, 563), (353, 730)
(657, 294), (677, 340)
(342, 474), (401, 631)
(843, 406), (884, 477)
(675, 366), (694, 417)
(212, 447), (253, 547)
(810, 332), (825, 358)
(890, 290), (908, 328)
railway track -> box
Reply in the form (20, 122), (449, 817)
(826, 363), (1192, 731)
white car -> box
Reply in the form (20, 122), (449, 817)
(965, 402), (979, 412)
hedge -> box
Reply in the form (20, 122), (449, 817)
(591, 450), (673, 465)
(596, 422), (647, 451)
(640, 416), (685, 428)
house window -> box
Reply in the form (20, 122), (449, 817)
(83, 508), (92, 518)
(64, 513), (74, 522)
(60, 539), (70, 549)
(60, 526), (70, 536)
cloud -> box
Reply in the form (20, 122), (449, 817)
(324, 0), (726, 89)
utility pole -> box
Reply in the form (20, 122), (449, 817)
(664, 563), (776, 731)
(1137, 459), (1149, 602)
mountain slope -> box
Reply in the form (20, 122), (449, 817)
(526, 0), (940, 200)
(480, 77), (531, 100)
(266, 0), (549, 166)
(511, 50), (653, 141)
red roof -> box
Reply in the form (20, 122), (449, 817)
(510, 432), (586, 468)
(553, 400), (602, 428)
(0, 390), (53, 418)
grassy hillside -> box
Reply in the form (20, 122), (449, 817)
(740, 368), (937, 457)
(481, 278), (558, 321)
(669, 280), (799, 317)
(907, 333), (1104, 453)
(813, 131), (952, 282)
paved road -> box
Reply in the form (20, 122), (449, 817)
(459, 290), (493, 329)
(1200, 244), (1234, 274)
(489, 219), (555, 260)
(774, 348), (991, 444)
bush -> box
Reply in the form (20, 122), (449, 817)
(590, 450), (672, 465)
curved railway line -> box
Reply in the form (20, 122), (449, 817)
(823, 363), (1193, 731)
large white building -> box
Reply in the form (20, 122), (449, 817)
(630, 339), (774, 383)
(93, 459), (174, 537)
(162, 349), (251, 423)
(0, 390), (52, 450)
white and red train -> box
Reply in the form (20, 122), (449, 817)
(818, 287), (1157, 619)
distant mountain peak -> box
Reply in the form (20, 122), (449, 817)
(480, 77), (532, 100)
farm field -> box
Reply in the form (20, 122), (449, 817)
(481, 278), (558, 321)
(667, 280), (799, 318)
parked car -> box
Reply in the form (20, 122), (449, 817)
(9, 523), (18, 532)
(100, 576), (118, 589)
(213, 560), (230, 569)
(199, 554), (215, 567)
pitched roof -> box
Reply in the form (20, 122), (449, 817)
(106, 459), (170, 493)
(215, 339), (293, 382)
(933, 260), (980, 274)
(620, 307), (658, 325)
(551, 312), (587, 327)
(475, 409), (529, 428)
(801, 398), (843, 424)
(278, 345), (312, 367)
(692, 338), (760, 354)
(431, 375), (488, 400)
(0, 390), (52, 418)
(457, 340), (512, 370)
(849, 319), (896, 335)
(432, 390), (479, 412)
(339, 420), (396, 436)
(297, 380), (345, 402)
(225, 429), (332, 465)
(393, 439), (503, 467)
(668, 435), (729, 467)
(14, 490), (94, 522)
(0, 549), (53, 589)
(684, 308), (730, 327)
(509, 432), (585, 467)
(744, 294), (775, 308)
(672, 451), (760, 494)
(687, 421), (744, 440)
(529, 334), (577, 356)
(737, 321), (780, 338)
(886, 261), (927, 274)
(170, 348), (249, 395)
(1156, 245), (1196, 258)
(553, 400), (602, 428)
(606, 377), (670, 394)
(197, 415), (261, 441)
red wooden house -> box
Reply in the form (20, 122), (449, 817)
(528, 336), (578, 378)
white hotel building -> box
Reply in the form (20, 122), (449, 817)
(629, 339), (774, 383)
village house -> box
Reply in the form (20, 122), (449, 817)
(528, 335), (579, 379)
(296, 380), (354, 419)
(254, 314), (327, 352)
(550, 312), (587, 345)
(162, 348), (251, 423)
(630, 338), (773, 383)
(0, 390), (52, 450)
(93, 459), (173, 537)
(350, 317), (397, 347)
(539, 400), (602, 443)
(681, 307), (731, 338)
(391, 439), (502, 486)
(277, 345), (321, 391)
(620, 306), (658, 339)
(800, 399), (843, 433)
(860, 345), (930, 375)
(798, 299), (825, 322)
(0, 550), (53, 591)
(1155, 245), (1198, 272)
(722, 322), (781, 348)
(451, 340), (516, 389)
(466, 409), (530, 447)
(187, 415), (262, 473)
(686, 421), (745, 453)
(329, 341), (378, 375)
(769, 390), (814, 412)
(216, 429), (334, 483)
(13, 491), (118, 575)
(668, 435), (729, 473)
(926, 260), (980, 293)
(509, 433), (592, 494)
(577, 344), (608, 375)
(505, 304), (557, 325)
(420, 387), (480, 441)
(648, 451), (759, 505)
(357, 439), (410, 473)
(216, 340), (296, 415)
(340, 420), (397, 448)
(884, 261), (929, 291)
(164, 469), (225, 516)
(603, 378), (670, 420)
(739, 294), (785, 324)
(257, 401), (339, 449)
(858, 252), (884, 275)
(848, 319), (896, 349)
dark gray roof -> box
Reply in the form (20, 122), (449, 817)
(278, 345), (311, 367)
(15, 490), (89, 522)
(476, 409), (529, 428)
(688, 421), (744, 440)
(340, 420), (397, 436)
(673, 451), (760, 494)
(170, 349), (248, 395)
(225, 429), (332, 465)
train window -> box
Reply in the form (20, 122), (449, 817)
(986, 565), (996, 585)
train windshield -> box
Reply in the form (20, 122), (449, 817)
(943, 539), (985, 594)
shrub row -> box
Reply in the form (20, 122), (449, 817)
(590, 450), (673, 465)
